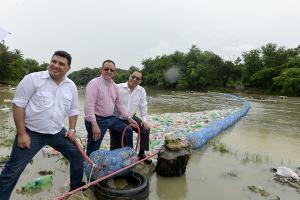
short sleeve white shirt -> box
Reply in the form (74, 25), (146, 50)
(12, 70), (79, 134)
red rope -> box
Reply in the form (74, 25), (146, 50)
(52, 150), (159, 200)
(53, 126), (143, 200)
(121, 124), (140, 152)
(72, 139), (93, 166)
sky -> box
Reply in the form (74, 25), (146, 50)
(0, 0), (300, 71)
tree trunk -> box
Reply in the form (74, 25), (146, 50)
(155, 145), (192, 177)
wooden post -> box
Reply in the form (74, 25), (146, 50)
(155, 134), (192, 177)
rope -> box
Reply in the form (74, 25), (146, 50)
(53, 125), (143, 200)
(121, 124), (140, 152)
(72, 139), (102, 171)
(52, 150), (159, 200)
(87, 164), (96, 184)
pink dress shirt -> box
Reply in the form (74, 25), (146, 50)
(84, 76), (129, 122)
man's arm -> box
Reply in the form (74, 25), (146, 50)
(139, 88), (149, 129)
(115, 86), (138, 128)
(84, 79), (101, 141)
(12, 74), (36, 149)
(65, 115), (78, 141)
(13, 104), (31, 149)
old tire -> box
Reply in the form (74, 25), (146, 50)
(94, 171), (149, 200)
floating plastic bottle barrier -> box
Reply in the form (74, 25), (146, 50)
(187, 93), (251, 149)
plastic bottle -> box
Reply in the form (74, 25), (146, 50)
(35, 175), (53, 186)
(21, 175), (53, 191)
(21, 181), (36, 191)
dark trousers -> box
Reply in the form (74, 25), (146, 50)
(0, 128), (84, 200)
(110, 115), (150, 154)
(85, 115), (133, 156)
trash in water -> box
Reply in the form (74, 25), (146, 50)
(272, 166), (300, 189)
(18, 175), (53, 193)
(248, 185), (280, 200)
(275, 166), (300, 180)
(0, 105), (10, 112)
(42, 146), (61, 157)
(38, 170), (53, 175)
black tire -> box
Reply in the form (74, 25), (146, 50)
(94, 171), (149, 200)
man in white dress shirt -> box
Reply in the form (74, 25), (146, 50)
(112, 71), (151, 163)
(0, 51), (85, 200)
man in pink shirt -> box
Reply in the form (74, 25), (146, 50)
(84, 60), (138, 156)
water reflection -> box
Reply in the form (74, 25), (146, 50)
(156, 175), (188, 200)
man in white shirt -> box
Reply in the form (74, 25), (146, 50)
(112, 71), (151, 163)
(0, 51), (85, 200)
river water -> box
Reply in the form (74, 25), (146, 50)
(0, 87), (299, 200)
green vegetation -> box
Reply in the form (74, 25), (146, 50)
(1, 41), (300, 96)
(242, 152), (265, 164)
(224, 171), (238, 177)
(0, 42), (47, 85)
(68, 66), (139, 86)
(211, 140), (231, 153)
(211, 140), (274, 164)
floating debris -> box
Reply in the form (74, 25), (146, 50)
(38, 170), (54, 175)
(223, 171), (238, 178)
(18, 175), (53, 193)
(0, 105), (10, 112)
(42, 146), (61, 157)
(275, 166), (300, 180)
(3, 99), (12, 103)
(272, 166), (300, 189)
(248, 185), (280, 200)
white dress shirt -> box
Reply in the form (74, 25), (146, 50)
(116, 82), (148, 122)
(12, 70), (79, 134)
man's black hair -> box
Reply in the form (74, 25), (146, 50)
(102, 59), (115, 67)
(52, 51), (72, 66)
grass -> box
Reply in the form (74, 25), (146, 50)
(211, 140), (231, 153)
(241, 152), (273, 164)
(211, 140), (273, 164)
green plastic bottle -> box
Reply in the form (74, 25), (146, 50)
(35, 175), (53, 186)
(21, 181), (36, 191)
(21, 175), (53, 191)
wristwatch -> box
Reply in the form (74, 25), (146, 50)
(69, 128), (76, 133)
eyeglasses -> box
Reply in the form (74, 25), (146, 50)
(131, 75), (141, 81)
(103, 67), (115, 72)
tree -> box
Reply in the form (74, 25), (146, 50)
(241, 49), (263, 86)
(0, 46), (24, 84)
(261, 43), (289, 68)
(23, 58), (40, 74)
(68, 67), (99, 85)
(273, 68), (300, 96)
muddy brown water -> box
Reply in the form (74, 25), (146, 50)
(1, 87), (299, 200)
